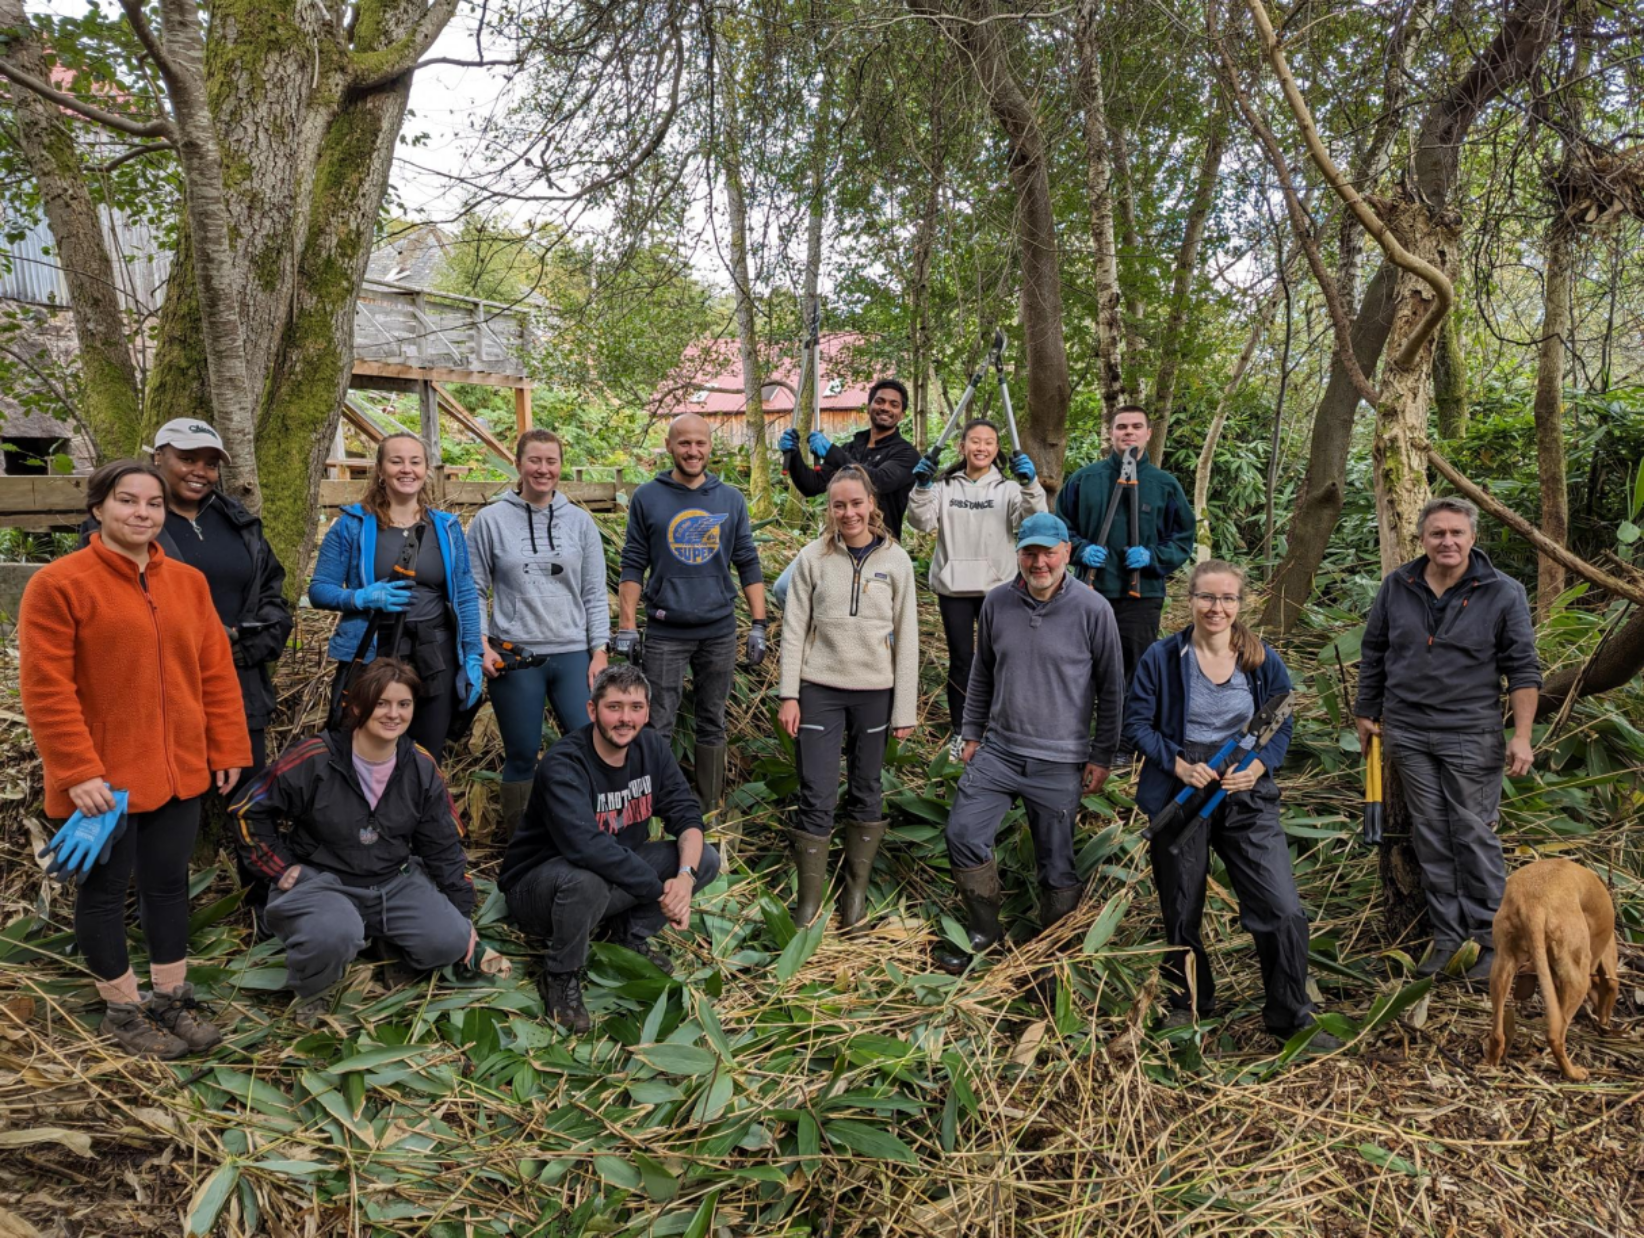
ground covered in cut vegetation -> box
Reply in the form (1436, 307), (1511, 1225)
(2, 525), (1642, 1237)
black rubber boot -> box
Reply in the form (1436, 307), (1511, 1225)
(789, 828), (830, 927)
(694, 744), (728, 813)
(837, 820), (887, 930)
(934, 861), (1004, 974)
(1038, 883), (1083, 932)
(498, 779), (534, 844)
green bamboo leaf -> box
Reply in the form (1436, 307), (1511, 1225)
(593, 1155), (641, 1190)
(774, 919), (824, 982)
(1359, 977), (1433, 1036)
(822, 1119), (918, 1164)
(631, 1043), (718, 1076)
(330, 1046), (427, 1073)
(185, 1162), (239, 1237)
(687, 1072), (734, 1124)
(1360, 1142), (1424, 1177)
(248, 1159), (332, 1176)
(682, 1189), (720, 1238)
(1632, 456), (1644, 520)
(1081, 893), (1130, 954)
(632, 1151), (678, 1202)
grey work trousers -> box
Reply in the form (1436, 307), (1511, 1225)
(643, 632), (738, 746)
(1384, 725), (1507, 951)
(793, 682), (893, 837)
(504, 840), (721, 973)
(263, 863), (473, 997)
(944, 743), (1082, 890)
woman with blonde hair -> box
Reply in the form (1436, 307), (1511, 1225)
(1122, 559), (1338, 1051)
(309, 433), (483, 756)
(777, 465), (919, 929)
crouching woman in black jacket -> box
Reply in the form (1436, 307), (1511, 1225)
(230, 658), (477, 1023)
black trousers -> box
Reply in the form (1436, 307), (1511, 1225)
(1107, 593), (1165, 690)
(229, 728), (271, 915)
(793, 682), (893, 836)
(505, 841), (722, 973)
(74, 795), (202, 980)
(330, 636), (457, 758)
(1147, 743), (1314, 1033)
(936, 593), (985, 734)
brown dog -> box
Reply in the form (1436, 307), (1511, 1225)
(1483, 857), (1620, 1081)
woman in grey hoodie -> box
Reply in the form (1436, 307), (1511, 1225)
(468, 430), (611, 835)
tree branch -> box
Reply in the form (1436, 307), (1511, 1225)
(350, 0), (462, 90)
(0, 59), (173, 139)
(94, 139), (175, 173)
(1242, 0), (1454, 369)
(117, 0), (181, 83)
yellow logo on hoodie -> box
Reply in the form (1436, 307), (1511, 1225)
(667, 509), (726, 565)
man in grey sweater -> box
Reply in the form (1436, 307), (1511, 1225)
(935, 512), (1126, 974)
(1355, 496), (1542, 981)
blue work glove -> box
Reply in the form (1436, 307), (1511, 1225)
(911, 454), (938, 489)
(612, 628), (642, 660)
(464, 654), (485, 709)
(39, 789), (130, 880)
(1010, 453), (1036, 484)
(807, 430), (832, 459)
(1080, 544), (1109, 569)
(747, 619), (768, 667)
(1125, 545), (1152, 570)
(779, 428), (799, 453)
(353, 580), (414, 612)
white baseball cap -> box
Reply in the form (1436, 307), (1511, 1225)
(148, 418), (231, 463)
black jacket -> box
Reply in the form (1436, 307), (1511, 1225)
(1354, 550), (1543, 732)
(80, 491), (292, 727)
(229, 730), (475, 914)
(497, 725), (706, 900)
(783, 427), (921, 539)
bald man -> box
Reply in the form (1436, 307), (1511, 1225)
(615, 414), (766, 808)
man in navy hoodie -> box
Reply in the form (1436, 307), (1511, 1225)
(615, 414), (766, 808)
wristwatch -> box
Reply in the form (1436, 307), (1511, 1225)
(677, 865), (697, 887)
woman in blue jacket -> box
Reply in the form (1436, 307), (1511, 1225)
(309, 433), (483, 757)
(1123, 560), (1336, 1050)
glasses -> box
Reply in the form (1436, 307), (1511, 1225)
(1191, 593), (1241, 608)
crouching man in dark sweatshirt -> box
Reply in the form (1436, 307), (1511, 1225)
(935, 513), (1126, 974)
(499, 664), (720, 1033)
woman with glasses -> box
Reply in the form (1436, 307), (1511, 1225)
(1122, 560), (1339, 1052)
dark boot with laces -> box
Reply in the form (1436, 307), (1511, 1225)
(621, 936), (675, 976)
(146, 983), (222, 1052)
(102, 1001), (188, 1060)
(539, 970), (592, 1034)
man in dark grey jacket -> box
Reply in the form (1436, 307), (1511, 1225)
(1354, 497), (1542, 981)
(935, 513), (1126, 974)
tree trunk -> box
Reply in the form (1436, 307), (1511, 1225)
(0, 0), (143, 455)
(1533, 215), (1575, 617)
(785, 59), (831, 523)
(1150, 106), (1227, 465)
(715, 29), (772, 518)
(1074, 0), (1129, 423)
(1109, 123), (1147, 405)
(1431, 310), (1469, 437)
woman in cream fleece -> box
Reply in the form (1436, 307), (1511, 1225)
(905, 419), (1045, 752)
(777, 466), (920, 930)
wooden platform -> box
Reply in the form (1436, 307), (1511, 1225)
(0, 475), (628, 531)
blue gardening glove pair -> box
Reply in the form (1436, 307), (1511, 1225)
(747, 619), (768, 667)
(807, 431), (832, 459)
(911, 453), (939, 489)
(39, 789), (130, 880)
(1080, 544), (1109, 569)
(353, 580), (413, 612)
(1125, 545), (1153, 570)
(464, 653), (485, 709)
(1011, 453), (1036, 484)
(779, 428), (799, 453)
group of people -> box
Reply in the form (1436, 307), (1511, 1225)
(19, 380), (1542, 1057)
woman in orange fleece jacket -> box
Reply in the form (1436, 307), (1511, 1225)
(20, 460), (251, 1059)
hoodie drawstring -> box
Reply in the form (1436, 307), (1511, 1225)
(546, 502), (556, 552)
(526, 504), (537, 555)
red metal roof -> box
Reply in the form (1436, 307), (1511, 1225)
(652, 332), (877, 418)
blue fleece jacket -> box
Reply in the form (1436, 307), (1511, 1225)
(1122, 627), (1294, 816)
(618, 471), (763, 640)
(307, 504), (484, 700)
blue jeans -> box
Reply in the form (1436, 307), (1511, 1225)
(772, 559), (797, 609)
(488, 651), (593, 782)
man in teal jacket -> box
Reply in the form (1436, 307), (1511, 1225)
(1055, 405), (1195, 686)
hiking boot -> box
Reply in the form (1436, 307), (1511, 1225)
(289, 983), (342, 1029)
(622, 936), (675, 976)
(934, 861), (1004, 974)
(146, 983), (222, 1052)
(1416, 943), (1465, 978)
(539, 971), (592, 1035)
(947, 735), (966, 764)
(1463, 950), (1496, 986)
(1272, 1021), (1346, 1055)
(837, 820), (887, 930)
(694, 744), (728, 813)
(102, 1001), (189, 1060)
(1038, 883), (1083, 932)
(1161, 1007), (1200, 1031)
(789, 828), (830, 927)
(498, 779), (534, 845)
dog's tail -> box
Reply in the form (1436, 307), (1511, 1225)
(1529, 905), (1563, 1033)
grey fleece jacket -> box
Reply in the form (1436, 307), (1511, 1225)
(467, 489), (611, 654)
(962, 573), (1126, 766)
(1355, 549), (1542, 733)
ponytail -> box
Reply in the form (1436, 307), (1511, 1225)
(1187, 559), (1266, 668)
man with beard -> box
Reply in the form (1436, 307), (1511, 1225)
(615, 413), (766, 808)
(500, 664), (720, 1033)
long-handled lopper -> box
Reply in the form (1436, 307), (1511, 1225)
(1141, 691), (1294, 852)
(988, 329), (1033, 483)
(917, 331), (1007, 474)
(1126, 449), (1142, 598)
(1075, 445), (1141, 586)
(1362, 732), (1383, 845)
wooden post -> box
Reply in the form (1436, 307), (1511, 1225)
(514, 384), (532, 437)
(420, 379), (445, 502)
